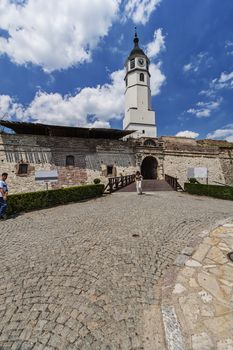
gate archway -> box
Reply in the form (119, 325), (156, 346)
(141, 156), (158, 179)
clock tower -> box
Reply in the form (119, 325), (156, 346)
(123, 31), (157, 138)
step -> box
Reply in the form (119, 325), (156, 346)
(118, 180), (174, 192)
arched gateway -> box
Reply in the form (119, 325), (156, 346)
(141, 156), (158, 179)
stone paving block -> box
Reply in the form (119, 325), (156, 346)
(181, 247), (195, 256)
(0, 193), (233, 348)
(174, 255), (189, 267)
(192, 332), (215, 350)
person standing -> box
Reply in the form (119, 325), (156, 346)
(135, 170), (143, 195)
(0, 172), (8, 219)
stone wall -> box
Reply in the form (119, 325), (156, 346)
(0, 133), (138, 194)
(1, 132), (233, 194)
(163, 154), (225, 187)
(219, 149), (233, 185)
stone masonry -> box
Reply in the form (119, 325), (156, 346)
(0, 131), (233, 193)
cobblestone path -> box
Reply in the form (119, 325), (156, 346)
(0, 192), (232, 349)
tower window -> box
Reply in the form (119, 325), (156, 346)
(142, 130), (145, 134)
(140, 73), (144, 82)
(125, 77), (128, 87)
(66, 155), (75, 166)
(130, 59), (135, 69)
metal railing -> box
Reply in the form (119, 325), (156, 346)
(104, 174), (135, 194)
(165, 174), (184, 191)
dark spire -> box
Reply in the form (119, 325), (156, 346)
(128, 27), (148, 60)
(134, 27), (139, 47)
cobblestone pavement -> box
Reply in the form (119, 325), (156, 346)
(0, 192), (233, 349)
(161, 221), (233, 350)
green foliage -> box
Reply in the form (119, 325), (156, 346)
(93, 178), (101, 184)
(184, 183), (233, 200)
(7, 184), (104, 216)
(188, 178), (199, 184)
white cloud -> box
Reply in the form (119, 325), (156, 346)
(183, 63), (192, 72)
(24, 69), (125, 126)
(0, 58), (166, 127)
(150, 62), (166, 95)
(124, 0), (161, 24)
(146, 28), (165, 59)
(187, 99), (221, 118)
(176, 130), (199, 138)
(218, 71), (233, 84)
(225, 40), (233, 56)
(183, 52), (212, 74)
(207, 126), (233, 142)
(201, 71), (233, 96)
(0, 94), (24, 119)
(0, 0), (120, 72)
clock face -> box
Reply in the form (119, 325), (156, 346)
(138, 58), (145, 67)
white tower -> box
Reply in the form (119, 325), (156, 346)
(123, 32), (157, 138)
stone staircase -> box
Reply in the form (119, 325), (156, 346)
(118, 179), (174, 192)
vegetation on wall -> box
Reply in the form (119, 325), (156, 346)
(184, 183), (233, 200)
(7, 184), (104, 216)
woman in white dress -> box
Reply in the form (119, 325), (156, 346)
(135, 171), (143, 195)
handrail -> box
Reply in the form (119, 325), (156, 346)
(104, 174), (135, 194)
(165, 174), (184, 191)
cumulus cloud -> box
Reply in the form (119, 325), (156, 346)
(24, 69), (125, 126)
(0, 0), (120, 72)
(176, 130), (199, 138)
(150, 62), (166, 95)
(0, 95), (24, 119)
(0, 58), (166, 127)
(145, 28), (165, 59)
(187, 99), (221, 118)
(207, 125), (233, 142)
(124, 0), (161, 24)
(0, 23), (166, 128)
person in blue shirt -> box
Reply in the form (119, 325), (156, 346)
(0, 172), (8, 219)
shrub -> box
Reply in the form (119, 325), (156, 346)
(7, 184), (104, 216)
(188, 178), (199, 184)
(184, 183), (233, 200)
(93, 178), (101, 184)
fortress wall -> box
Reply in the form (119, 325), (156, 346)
(0, 133), (137, 194)
(163, 153), (226, 187)
(219, 149), (233, 185)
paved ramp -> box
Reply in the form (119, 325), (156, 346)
(118, 179), (174, 192)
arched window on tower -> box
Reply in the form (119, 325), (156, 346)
(140, 73), (144, 82)
(66, 155), (75, 166)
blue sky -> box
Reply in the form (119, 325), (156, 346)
(0, 0), (233, 141)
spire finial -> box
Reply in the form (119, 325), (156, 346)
(134, 27), (139, 47)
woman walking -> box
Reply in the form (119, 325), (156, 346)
(135, 171), (143, 195)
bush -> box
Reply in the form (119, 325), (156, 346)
(7, 184), (104, 216)
(93, 178), (101, 184)
(184, 183), (233, 200)
(188, 178), (199, 184)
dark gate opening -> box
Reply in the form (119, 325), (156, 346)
(141, 156), (157, 179)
